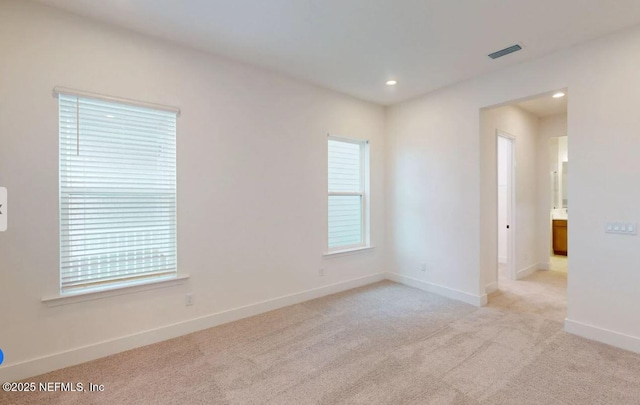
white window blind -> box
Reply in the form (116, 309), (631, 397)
(328, 136), (368, 251)
(58, 93), (177, 294)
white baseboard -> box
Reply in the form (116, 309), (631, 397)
(565, 319), (640, 354)
(516, 263), (539, 279)
(485, 281), (498, 294)
(538, 261), (551, 271)
(0, 272), (386, 382)
(498, 256), (507, 264)
(385, 272), (487, 307)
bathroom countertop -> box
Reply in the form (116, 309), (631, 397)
(551, 209), (568, 220)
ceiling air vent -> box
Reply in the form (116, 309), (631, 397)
(488, 44), (522, 59)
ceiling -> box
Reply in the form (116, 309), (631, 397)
(516, 93), (568, 118)
(36, 0), (640, 105)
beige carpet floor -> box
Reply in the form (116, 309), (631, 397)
(3, 271), (640, 405)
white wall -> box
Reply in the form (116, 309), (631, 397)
(0, 0), (386, 380)
(387, 23), (640, 352)
(385, 92), (482, 301)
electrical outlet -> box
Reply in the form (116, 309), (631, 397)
(420, 263), (427, 272)
(319, 268), (325, 277)
(185, 293), (194, 306)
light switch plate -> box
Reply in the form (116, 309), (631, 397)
(606, 222), (637, 235)
(0, 187), (6, 232)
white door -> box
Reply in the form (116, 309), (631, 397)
(497, 132), (516, 280)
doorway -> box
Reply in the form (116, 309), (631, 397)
(480, 89), (568, 316)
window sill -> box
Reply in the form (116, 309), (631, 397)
(41, 274), (190, 307)
(323, 246), (375, 258)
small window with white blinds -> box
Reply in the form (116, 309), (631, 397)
(328, 136), (369, 251)
(58, 92), (178, 294)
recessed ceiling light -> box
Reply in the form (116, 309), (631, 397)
(552, 92), (565, 98)
(386, 80), (397, 86)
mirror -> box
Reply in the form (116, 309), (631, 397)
(561, 161), (568, 208)
(549, 136), (568, 211)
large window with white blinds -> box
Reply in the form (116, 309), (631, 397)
(58, 92), (178, 294)
(327, 136), (369, 251)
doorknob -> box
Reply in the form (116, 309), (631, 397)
(506, 225), (510, 229)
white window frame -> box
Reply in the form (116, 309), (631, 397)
(53, 87), (182, 298)
(327, 135), (370, 253)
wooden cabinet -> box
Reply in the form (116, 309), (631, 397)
(553, 219), (568, 256)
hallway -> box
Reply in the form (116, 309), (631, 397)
(550, 255), (568, 273)
(493, 266), (567, 322)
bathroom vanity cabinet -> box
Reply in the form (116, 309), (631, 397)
(553, 219), (568, 256)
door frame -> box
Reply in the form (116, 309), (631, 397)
(497, 130), (517, 281)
